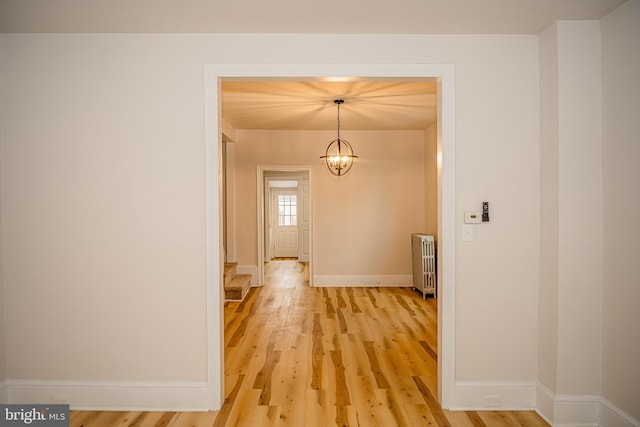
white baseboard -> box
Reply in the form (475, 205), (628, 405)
(312, 275), (412, 287)
(237, 264), (258, 286)
(536, 382), (556, 425)
(449, 381), (536, 410)
(554, 396), (600, 427)
(600, 398), (640, 427)
(536, 383), (600, 426)
(5, 380), (210, 411)
(0, 380), (8, 404)
(535, 383), (639, 427)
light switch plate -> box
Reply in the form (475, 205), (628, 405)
(463, 224), (473, 241)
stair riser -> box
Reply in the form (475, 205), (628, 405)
(224, 273), (251, 301)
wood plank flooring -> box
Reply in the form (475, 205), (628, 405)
(70, 260), (548, 427)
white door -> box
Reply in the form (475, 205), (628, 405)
(298, 179), (310, 262)
(273, 189), (299, 258)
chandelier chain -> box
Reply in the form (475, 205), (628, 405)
(336, 101), (341, 140)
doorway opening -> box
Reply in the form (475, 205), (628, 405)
(257, 167), (312, 287)
(205, 64), (456, 411)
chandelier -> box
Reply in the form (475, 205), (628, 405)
(320, 99), (358, 176)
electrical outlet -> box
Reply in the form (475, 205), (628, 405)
(484, 395), (501, 407)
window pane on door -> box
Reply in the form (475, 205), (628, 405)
(278, 194), (297, 226)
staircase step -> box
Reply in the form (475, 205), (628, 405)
(224, 262), (238, 286)
(225, 274), (251, 301)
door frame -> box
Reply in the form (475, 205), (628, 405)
(257, 166), (313, 286)
(204, 63), (456, 410)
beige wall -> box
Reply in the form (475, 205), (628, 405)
(601, 0), (640, 420)
(234, 129), (426, 278)
(538, 20), (604, 419)
(0, 83), (7, 397)
(538, 22), (560, 396)
(453, 37), (540, 382)
(556, 20), (603, 397)
(538, 8), (640, 424)
(424, 123), (438, 237)
(0, 32), (539, 405)
(0, 138), (6, 396)
(0, 35), (209, 384)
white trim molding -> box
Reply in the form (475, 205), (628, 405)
(256, 165), (315, 288)
(536, 382), (556, 425)
(313, 275), (412, 287)
(599, 398), (640, 427)
(451, 381), (536, 410)
(205, 62), (456, 410)
(5, 380), (210, 411)
(536, 383), (600, 427)
(535, 383), (639, 427)
(204, 66), (224, 411)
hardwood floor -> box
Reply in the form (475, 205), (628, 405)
(70, 260), (548, 426)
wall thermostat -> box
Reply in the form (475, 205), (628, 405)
(464, 211), (482, 224)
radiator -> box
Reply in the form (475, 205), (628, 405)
(411, 233), (436, 298)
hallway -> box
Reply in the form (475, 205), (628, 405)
(218, 260), (548, 426)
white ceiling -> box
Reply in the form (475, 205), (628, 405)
(222, 80), (438, 130)
(0, 0), (626, 34)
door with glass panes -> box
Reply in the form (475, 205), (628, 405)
(272, 189), (298, 258)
